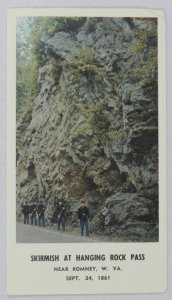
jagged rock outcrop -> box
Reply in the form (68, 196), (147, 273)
(16, 17), (158, 241)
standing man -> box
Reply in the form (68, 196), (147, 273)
(30, 201), (37, 225)
(37, 201), (45, 227)
(51, 200), (59, 224)
(57, 201), (66, 231)
(77, 201), (90, 237)
(22, 201), (30, 224)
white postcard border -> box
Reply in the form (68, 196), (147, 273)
(7, 8), (167, 296)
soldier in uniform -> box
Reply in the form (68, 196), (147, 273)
(51, 200), (59, 224)
(29, 201), (37, 225)
(77, 201), (90, 237)
(22, 201), (30, 224)
(37, 201), (45, 227)
(57, 201), (66, 231)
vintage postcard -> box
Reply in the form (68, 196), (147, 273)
(7, 8), (167, 295)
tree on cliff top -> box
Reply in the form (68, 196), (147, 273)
(16, 17), (85, 121)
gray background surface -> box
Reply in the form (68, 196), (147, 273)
(0, 0), (171, 299)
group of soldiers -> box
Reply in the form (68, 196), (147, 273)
(22, 200), (46, 227)
(21, 200), (90, 236)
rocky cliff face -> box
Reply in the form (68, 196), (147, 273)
(16, 17), (158, 241)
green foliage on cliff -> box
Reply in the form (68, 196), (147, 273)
(70, 48), (103, 76)
(16, 17), (86, 121)
(84, 102), (110, 132)
(129, 19), (157, 87)
(16, 17), (45, 120)
(74, 102), (112, 149)
(108, 129), (127, 141)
